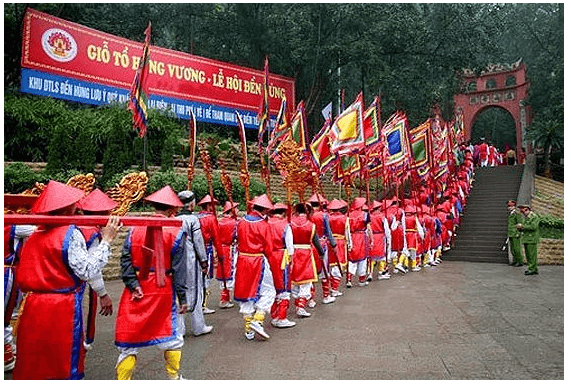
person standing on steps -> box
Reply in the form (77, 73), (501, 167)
(506, 200), (524, 267)
(517, 204), (540, 275)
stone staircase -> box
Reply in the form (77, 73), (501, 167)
(445, 165), (524, 264)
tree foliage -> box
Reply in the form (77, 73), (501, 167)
(4, 3), (564, 164)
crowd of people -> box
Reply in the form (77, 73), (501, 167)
(471, 139), (525, 167)
(5, 148), (477, 380)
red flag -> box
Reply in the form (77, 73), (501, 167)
(258, 55), (270, 142)
(127, 22), (152, 138)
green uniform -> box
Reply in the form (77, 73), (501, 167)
(520, 211), (540, 273)
(507, 209), (524, 265)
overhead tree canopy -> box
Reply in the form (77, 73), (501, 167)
(4, 3), (563, 150)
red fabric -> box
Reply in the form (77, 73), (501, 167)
(17, 226), (79, 292)
(14, 225), (86, 380)
(114, 224), (181, 347)
(4, 225), (13, 259)
(234, 252), (264, 301)
(290, 216), (318, 284)
(328, 213), (348, 267)
(267, 217), (290, 293)
(216, 216), (237, 281)
(387, 206), (405, 252)
(405, 215), (418, 251)
(369, 212), (387, 260)
(348, 210), (367, 262)
(234, 214), (273, 301)
(197, 211), (223, 256)
(310, 211), (326, 237)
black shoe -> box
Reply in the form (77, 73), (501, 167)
(524, 270), (538, 275)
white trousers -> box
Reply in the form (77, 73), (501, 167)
(238, 258), (276, 315)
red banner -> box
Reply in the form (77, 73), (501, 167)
(21, 8), (295, 116)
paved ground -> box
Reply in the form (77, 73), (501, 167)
(5, 261), (564, 380)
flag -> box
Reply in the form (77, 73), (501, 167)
(236, 111), (248, 166)
(384, 111), (410, 168)
(363, 96), (382, 147)
(408, 119), (431, 179)
(127, 22), (152, 138)
(454, 110), (466, 144)
(309, 119), (336, 172)
(330, 92), (365, 154)
(257, 55), (270, 142)
(268, 95), (289, 154)
(321, 102), (333, 121)
(333, 153), (361, 183)
(289, 100), (309, 150)
(430, 116), (449, 181)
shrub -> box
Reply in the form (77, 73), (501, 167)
(4, 163), (39, 193)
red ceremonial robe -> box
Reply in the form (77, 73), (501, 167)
(348, 210), (368, 262)
(328, 212), (348, 268)
(115, 223), (184, 348)
(387, 206), (405, 252)
(267, 217), (291, 293)
(290, 216), (319, 285)
(216, 216), (237, 281)
(233, 213), (273, 301)
(369, 211), (387, 260)
(14, 225), (87, 380)
(197, 211), (223, 279)
(405, 214), (419, 251)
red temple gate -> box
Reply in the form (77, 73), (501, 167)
(454, 60), (533, 159)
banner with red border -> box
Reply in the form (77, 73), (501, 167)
(20, 8), (296, 129)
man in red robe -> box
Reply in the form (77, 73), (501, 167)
(196, 194), (224, 314)
(233, 195), (275, 340)
(114, 186), (188, 380)
(13, 181), (120, 380)
(217, 201), (239, 309)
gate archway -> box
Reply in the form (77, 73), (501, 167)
(454, 61), (533, 160)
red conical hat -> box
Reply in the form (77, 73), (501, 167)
(307, 192), (326, 203)
(198, 194), (219, 206)
(144, 186), (183, 208)
(31, 180), (85, 214)
(372, 200), (382, 210)
(250, 194), (273, 210)
(329, 199), (348, 211)
(351, 197), (366, 210)
(404, 204), (416, 214)
(272, 202), (288, 211)
(222, 201), (239, 213)
(76, 188), (118, 213)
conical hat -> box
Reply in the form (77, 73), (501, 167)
(329, 199), (348, 211)
(31, 180), (85, 214)
(144, 186), (183, 208)
(198, 194), (219, 206)
(372, 200), (382, 210)
(307, 192), (326, 204)
(76, 188), (118, 213)
(404, 204), (417, 214)
(351, 197), (366, 210)
(272, 202), (288, 211)
(222, 201), (239, 213)
(250, 194), (273, 210)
